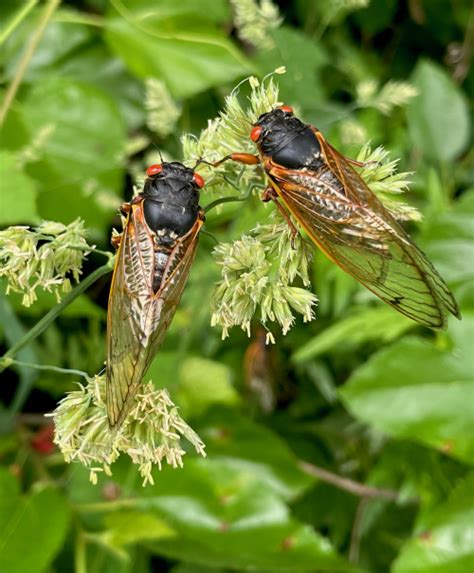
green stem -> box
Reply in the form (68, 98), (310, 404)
(0, 0), (61, 124)
(75, 527), (87, 573)
(0, 0), (39, 45)
(204, 184), (257, 213)
(0, 260), (114, 368)
(2, 359), (90, 380)
(204, 195), (248, 213)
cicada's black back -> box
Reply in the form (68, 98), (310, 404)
(106, 161), (205, 428)
(254, 108), (324, 170)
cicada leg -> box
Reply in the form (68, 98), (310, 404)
(120, 202), (132, 215)
(111, 231), (122, 249)
(209, 153), (260, 167)
(262, 186), (299, 248)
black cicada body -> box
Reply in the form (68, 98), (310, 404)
(214, 106), (460, 329)
(106, 161), (205, 428)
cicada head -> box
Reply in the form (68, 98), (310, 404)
(142, 161), (204, 235)
(250, 107), (322, 170)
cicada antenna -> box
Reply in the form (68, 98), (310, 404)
(150, 142), (164, 163)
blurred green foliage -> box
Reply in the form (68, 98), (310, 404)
(0, 1), (473, 572)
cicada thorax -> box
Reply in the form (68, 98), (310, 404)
(140, 162), (202, 293)
(256, 110), (360, 224)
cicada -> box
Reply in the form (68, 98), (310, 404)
(106, 161), (205, 428)
(213, 106), (460, 329)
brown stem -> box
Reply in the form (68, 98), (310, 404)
(298, 460), (404, 502)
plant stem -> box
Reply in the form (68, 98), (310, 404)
(298, 460), (413, 502)
(2, 359), (90, 380)
(75, 527), (87, 573)
(0, 261), (114, 368)
(204, 195), (247, 213)
(0, 0), (61, 125)
(0, 0), (39, 45)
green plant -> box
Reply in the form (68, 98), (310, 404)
(0, 1), (472, 573)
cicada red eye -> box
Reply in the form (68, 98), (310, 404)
(278, 105), (293, 114)
(250, 125), (263, 142)
(193, 172), (205, 188)
(146, 164), (163, 177)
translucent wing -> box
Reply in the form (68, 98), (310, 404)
(106, 199), (202, 427)
(267, 133), (460, 329)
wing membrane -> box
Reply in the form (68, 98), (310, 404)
(267, 137), (460, 329)
(106, 200), (202, 427)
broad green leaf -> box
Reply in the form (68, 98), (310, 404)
(103, 510), (176, 546)
(20, 77), (126, 232)
(0, 470), (70, 573)
(407, 60), (470, 162)
(196, 408), (313, 499)
(340, 314), (474, 464)
(73, 458), (349, 572)
(393, 473), (474, 573)
(0, 151), (38, 224)
(54, 43), (145, 130)
(106, 0), (230, 24)
(421, 191), (474, 287)
(292, 306), (415, 363)
(176, 357), (240, 416)
(105, 0), (251, 99)
(2, 8), (94, 81)
(254, 26), (328, 111)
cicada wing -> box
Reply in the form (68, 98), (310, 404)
(139, 216), (204, 376)
(106, 201), (202, 428)
(268, 147), (460, 329)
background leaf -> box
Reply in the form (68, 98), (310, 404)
(0, 470), (70, 573)
(393, 473), (474, 573)
(0, 151), (38, 224)
(340, 315), (474, 464)
(407, 60), (470, 162)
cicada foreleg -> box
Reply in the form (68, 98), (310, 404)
(111, 231), (122, 250)
(209, 153), (260, 168)
(262, 186), (299, 249)
(110, 202), (132, 250)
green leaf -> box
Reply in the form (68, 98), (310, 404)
(176, 357), (240, 416)
(292, 306), (415, 363)
(340, 314), (474, 464)
(105, 0), (251, 99)
(20, 77), (127, 232)
(196, 408), (313, 499)
(393, 473), (474, 573)
(0, 151), (38, 224)
(86, 458), (349, 572)
(103, 510), (176, 547)
(2, 8), (94, 81)
(253, 26), (328, 111)
(421, 191), (474, 288)
(0, 470), (70, 573)
(407, 60), (470, 162)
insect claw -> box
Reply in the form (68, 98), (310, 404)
(120, 202), (131, 215)
(261, 186), (277, 202)
(111, 232), (122, 249)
